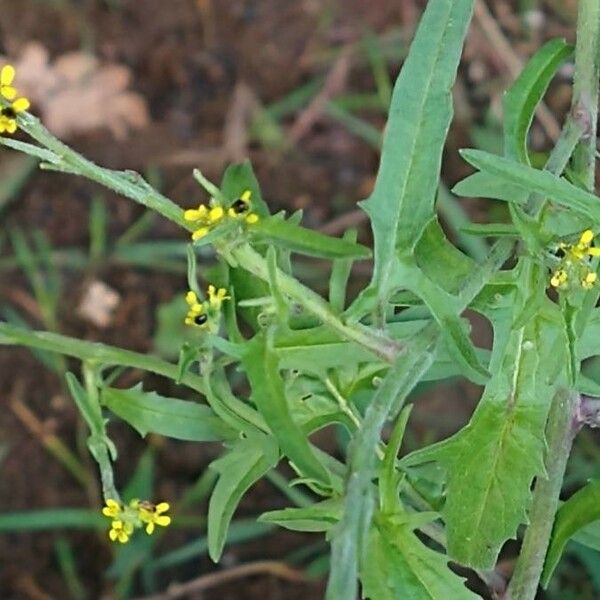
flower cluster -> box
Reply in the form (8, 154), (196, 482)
(102, 498), (171, 543)
(184, 189), (259, 241)
(550, 229), (600, 291)
(0, 65), (30, 135)
(184, 285), (230, 329)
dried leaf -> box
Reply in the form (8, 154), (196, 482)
(1, 42), (150, 139)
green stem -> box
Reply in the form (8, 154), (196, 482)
(228, 243), (402, 363)
(570, 0), (600, 192)
(0, 322), (206, 394)
(507, 4), (600, 596)
(7, 110), (404, 364)
(506, 390), (579, 600)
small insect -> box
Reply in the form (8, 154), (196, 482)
(193, 313), (208, 326)
(138, 500), (157, 513)
(1, 106), (16, 119)
(230, 197), (250, 214)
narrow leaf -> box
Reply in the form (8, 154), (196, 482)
(254, 217), (371, 260)
(208, 435), (278, 561)
(360, 0), (474, 308)
(242, 333), (332, 487)
(102, 386), (235, 442)
(542, 480), (600, 586)
(503, 39), (572, 164)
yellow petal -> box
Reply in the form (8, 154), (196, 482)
(146, 522), (155, 535)
(12, 97), (30, 112)
(185, 291), (198, 305)
(156, 502), (170, 513)
(1, 85), (16, 100)
(241, 189), (252, 201)
(588, 247), (600, 256)
(580, 230), (594, 245)
(245, 213), (259, 224)
(156, 515), (171, 527)
(109, 528), (118, 541)
(192, 227), (209, 241)
(208, 205), (224, 222)
(1, 65), (14, 87)
(6, 120), (16, 134)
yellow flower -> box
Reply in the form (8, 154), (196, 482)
(1, 64), (17, 100)
(550, 230), (600, 291)
(207, 285), (230, 310)
(550, 269), (568, 289)
(109, 520), (134, 543)
(184, 290), (208, 327)
(582, 271), (598, 290)
(0, 96), (30, 134)
(137, 501), (171, 535)
(227, 190), (260, 224)
(102, 499), (122, 519)
(570, 229), (600, 260)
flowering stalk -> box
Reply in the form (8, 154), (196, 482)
(507, 1), (600, 597)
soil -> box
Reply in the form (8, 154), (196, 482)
(0, 1), (580, 599)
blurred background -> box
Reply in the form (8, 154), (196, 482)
(1, 1), (596, 599)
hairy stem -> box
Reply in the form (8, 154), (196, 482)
(506, 390), (579, 600)
(507, 2), (600, 597)
(570, 0), (600, 192)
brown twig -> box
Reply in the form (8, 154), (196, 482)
(134, 560), (308, 600)
(473, 0), (561, 142)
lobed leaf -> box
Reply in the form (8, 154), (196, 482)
(360, 514), (479, 600)
(402, 311), (560, 569)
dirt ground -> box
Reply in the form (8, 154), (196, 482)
(0, 1), (584, 598)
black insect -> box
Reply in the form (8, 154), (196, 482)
(230, 198), (250, 214)
(1, 107), (16, 119)
(193, 314), (208, 326)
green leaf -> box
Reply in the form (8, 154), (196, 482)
(359, 0), (474, 309)
(0, 509), (105, 531)
(326, 324), (440, 600)
(453, 171), (525, 202)
(402, 311), (560, 568)
(253, 217), (371, 260)
(542, 480), (600, 586)
(242, 333), (332, 487)
(208, 435), (278, 561)
(65, 372), (103, 433)
(259, 498), (343, 532)
(460, 149), (600, 223)
(360, 514), (479, 600)
(460, 222), (519, 237)
(413, 218), (477, 296)
(329, 229), (357, 312)
(220, 160), (271, 217)
(503, 39), (572, 164)
(102, 385), (236, 442)
(395, 252), (490, 385)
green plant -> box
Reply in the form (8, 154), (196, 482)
(4, 1), (600, 598)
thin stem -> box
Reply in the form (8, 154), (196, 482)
(506, 3), (600, 597)
(505, 390), (579, 600)
(7, 109), (404, 364)
(228, 243), (402, 363)
(570, 0), (600, 191)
